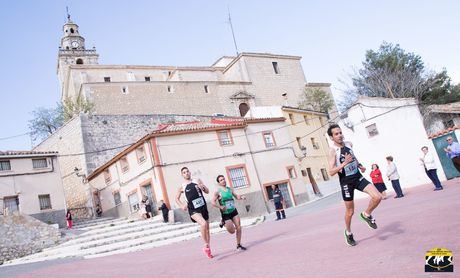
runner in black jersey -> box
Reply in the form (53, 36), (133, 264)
(327, 124), (382, 246)
(175, 167), (213, 258)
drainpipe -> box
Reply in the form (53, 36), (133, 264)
(243, 128), (270, 213)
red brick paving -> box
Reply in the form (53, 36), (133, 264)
(12, 180), (460, 278)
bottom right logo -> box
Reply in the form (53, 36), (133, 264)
(425, 248), (454, 272)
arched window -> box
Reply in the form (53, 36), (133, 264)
(76, 58), (83, 65)
(66, 46), (69, 50)
(239, 103), (250, 117)
(70, 28), (74, 34)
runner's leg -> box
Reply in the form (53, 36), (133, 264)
(363, 184), (382, 215)
(232, 215), (242, 245)
(191, 213), (210, 246)
(344, 201), (354, 233)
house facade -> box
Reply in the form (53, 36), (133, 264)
(0, 151), (67, 227)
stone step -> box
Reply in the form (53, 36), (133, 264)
(70, 218), (163, 237)
(85, 217), (261, 259)
(4, 217), (263, 266)
(57, 221), (169, 248)
(72, 217), (133, 230)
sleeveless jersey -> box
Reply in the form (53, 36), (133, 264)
(182, 179), (206, 211)
(334, 142), (362, 185)
(219, 187), (236, 214)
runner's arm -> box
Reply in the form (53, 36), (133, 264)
(175, 187), (187, 210)
(328, 148), (351, 176)
(197, 179), (210, 194)
(231, 188), (246, 200)
(211, 191), (225, 210)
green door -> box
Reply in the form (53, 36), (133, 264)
(432, 132), (460, 179)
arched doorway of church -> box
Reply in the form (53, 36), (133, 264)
(239, 103), (250, 116)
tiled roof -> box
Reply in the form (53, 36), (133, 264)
(427, 102), (460, 114)
(153, 118), (246, 134)
(0, 151), (58, 156)
(427, 124), (460, 139)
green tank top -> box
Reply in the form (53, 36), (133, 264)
(219, 187), (236, 214)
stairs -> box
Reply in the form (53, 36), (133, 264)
(3, 216), (263, 266)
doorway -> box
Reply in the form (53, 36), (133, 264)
(264, 182), (293, 211)
(4, 196), (19, 215)
(141, 183), (157, 215)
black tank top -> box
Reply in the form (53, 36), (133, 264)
(182, 180), (206, 210)
(335, 144), (362, 185)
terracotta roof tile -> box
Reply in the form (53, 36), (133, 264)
(0, 150), (58, 156)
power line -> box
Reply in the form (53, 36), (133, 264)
(0, 132), (31, 141)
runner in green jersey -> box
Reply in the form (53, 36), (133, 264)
(211, 175), (247, 251)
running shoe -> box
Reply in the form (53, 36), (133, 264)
(344, 230), (356, 246)
(237, 244), (247, 251)
(203, 246), (213, 259)
(360, 212), (377, 229)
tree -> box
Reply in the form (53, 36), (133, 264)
(298, 88), (334, 113)
(62, 94), (95, 121)
(340, 41), (459, 110)
(28, 104), (64, 144)
(28, 94), (94, 144)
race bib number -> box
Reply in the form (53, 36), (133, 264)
(344, 161), (359, 176)
(224, 200), (235, 210)
(192, 197), (205, 209)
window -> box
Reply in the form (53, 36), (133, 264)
(204, 85), (209, 93)
(128, 192), (140, 212)
(287, 166), (297, 179)
(122, 86), (129, 94)
(120, 157), (129, 173)
(32, 158), (48, 169)
(289, 114), (295, 125)
(366, 123), (379, 138)
(136, 147), (146, 163)
(239, 103), (250, 117)
(263, 131), (276, 148)
(311, 138), (320, 149)
(304, 115), (309, 125)
(76, 58), (83, 65)
(272, 61), (280, 74)
(167, 85), (174, 93)
(217, 130), (233, 146)
(38, 194), (52, 210)
(0, 160), (11, 171)
(145, 76), (151, 82)
(321, 168), (329, 181)
(104, 170), (111, 184)
(296, 137), (303, 150)
(228, 166), (250, 189)
(113, 191), (121, 206)
(301, 170), (308, 177)
(104, 77), (111, 82)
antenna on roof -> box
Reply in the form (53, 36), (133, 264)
(227, 4), (239, 56)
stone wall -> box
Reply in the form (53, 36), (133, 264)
(0, 214), (61, 264)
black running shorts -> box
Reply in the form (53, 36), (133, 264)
(274, 202), (284, 210)
(189, 206), (209, 223)
(340, 177), (370, 201)
(222, 209), (239, 222)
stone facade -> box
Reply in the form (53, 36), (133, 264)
(0, 214), (60, 264)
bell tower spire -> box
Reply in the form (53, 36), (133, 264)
(57, 10), (99, 99)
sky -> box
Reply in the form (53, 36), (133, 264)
(1, 0), (459, 150)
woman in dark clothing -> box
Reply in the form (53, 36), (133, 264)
(158, 200), (169, 223)
(370, 164), (387, 199)
(66, 210), (73, 229)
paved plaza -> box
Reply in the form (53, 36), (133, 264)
(2, 180), (459, 278)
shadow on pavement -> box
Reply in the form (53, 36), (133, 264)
(215, 232), (286, 261)
(358, 221), (405, 243)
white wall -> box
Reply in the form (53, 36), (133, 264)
(338, 98), (446, 198)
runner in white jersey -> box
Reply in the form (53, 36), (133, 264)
(175, 167), (213, 258)
(327, 124), (382, 246)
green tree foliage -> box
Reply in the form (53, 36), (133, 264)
(28, 95), (94, 144)
(341, 41), (459, 110)
(299, 88), (334, 113)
